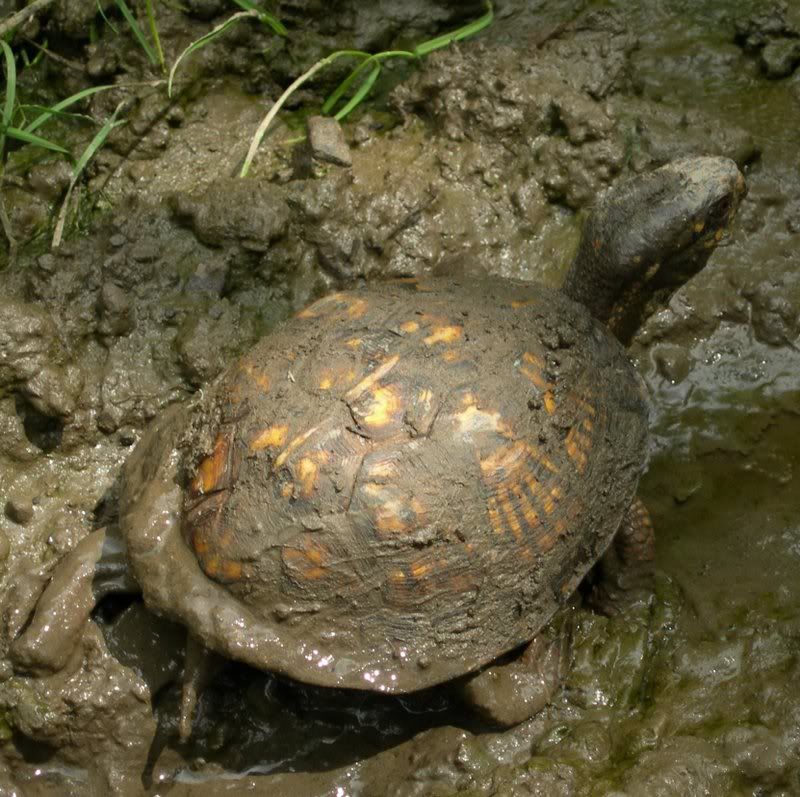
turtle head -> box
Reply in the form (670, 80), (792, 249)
(562, 157), (747, 345)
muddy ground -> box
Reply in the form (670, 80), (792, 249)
(1, 0), (799, 794)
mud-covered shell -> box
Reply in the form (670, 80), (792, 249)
(120, 277), (649, 693)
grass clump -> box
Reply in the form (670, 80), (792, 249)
(240, 1), (494, 176)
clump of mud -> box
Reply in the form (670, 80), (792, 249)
(1, 0), (799, 795)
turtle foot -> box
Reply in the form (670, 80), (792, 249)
(589, 497), (655, 617)
(461, 617), (572, 728)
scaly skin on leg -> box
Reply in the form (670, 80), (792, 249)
(590, 497), (656, 615)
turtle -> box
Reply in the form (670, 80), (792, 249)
(101, 156), (745, 735)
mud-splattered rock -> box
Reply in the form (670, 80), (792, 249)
(27, 160), (71, 202)
(0, 624), (156, 794)
(170, 179), (290, 250)
(307, 115), (352, 166)
(97, 281), (135, 338)
(10, 530), (105, 674)
(4, 497), (33, 526)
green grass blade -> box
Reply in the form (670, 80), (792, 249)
(145, 0), (166, 72)
(414, 1), (493, 57)
(1, 40), (17, 157)
(4, 126), (70, 155)
(333, 63), (381, 121)
(231, 0), (288, 36)
(23, 84), (116, 134)
(53, 103), (128, 248)
(97, 0), (119, 34)
(71, 106), (127, 180)
(322, 50), (416, 116)
(321, 55), (371, 115)
(168, 10), (257, 97)
(20, 105), (96, 125)
(114, 0), (158, 65)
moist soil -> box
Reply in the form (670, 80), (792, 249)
(1, 0), (799, 795)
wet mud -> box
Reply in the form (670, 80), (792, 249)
(1, 0), (799, 794)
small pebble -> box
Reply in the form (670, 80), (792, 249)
(307, 115), (352, 167)
(5, 498), (34, 525)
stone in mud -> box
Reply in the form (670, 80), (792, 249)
(307, 116), (352, 167)
(743, 280), (800, 346)
(4, 497), (34, 525)
(1, 623), (156, 793)
(761, 38), (800, 78)
(26, 160), (71, 202)
(97, 281), (135, 338)
(10, 529), (106, 674)
(0, 301), (83, 420)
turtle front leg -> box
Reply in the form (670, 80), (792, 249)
(460, 614), (573, 727)
(590, 497), (655, 615)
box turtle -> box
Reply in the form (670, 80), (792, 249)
(103, 157), (744, 732)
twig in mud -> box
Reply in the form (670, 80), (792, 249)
(0, 0), (55, 39)
(21, 36), (85, 73)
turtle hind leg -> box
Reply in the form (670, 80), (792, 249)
(590, 497), (655, 616)
(460, 611), (573, 728)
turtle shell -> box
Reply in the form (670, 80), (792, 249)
(120, 277), (649, 693)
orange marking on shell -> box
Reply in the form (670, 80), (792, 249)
(543, 486), (562, 515)
(694, 221), (705, 233)
(345, 337), (363, 349)
(424, 325), (463, 346)
(346, 298), (368, 319)
(442, 349), (461, 363)
(362, 385), (403, 429)
(284, 539), (330, 580)
(250, 424), (289, 452)
(511, 299), (534, 308)
(511, 482), (539, 530)
(281, 483), (293, 498)
(202, 554), (219, 577)
(376, 501), (409, 534)
(297, 456), (320, 498)
(410, 561), (432, 579)
(319, 376), (333, 390)
(191, 433), (229, 495)
(222, 561), (243, 581)
(400, 320), (419, 333)
(296, 292), (345, 319)
(274, 426), (318, 469)
(544, 391), (557, 415)
(345, 355), (401, 401)
(523, 351), (545, 369)
(714, 228), (724, 242)
(455, 403), (513, 438)
(499, 489), (523, 540)
(363, 482), (383, 498)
